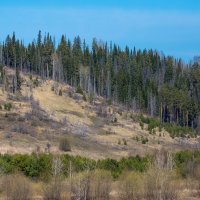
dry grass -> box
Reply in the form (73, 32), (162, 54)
(2, 174), (33, 200)
(0, 67), (197, 159)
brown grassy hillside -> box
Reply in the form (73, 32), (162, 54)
(0, 67), (198, 159)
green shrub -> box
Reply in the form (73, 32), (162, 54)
(0, 153), (152, 179)
(33, 77), (39, 87)
(123, 138), (127, 145)
(4, 103), (12, 111)
(141, 136), (148, 144)
(139, 122), (144, 130)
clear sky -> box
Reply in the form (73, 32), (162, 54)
(1, 0), (200, 61)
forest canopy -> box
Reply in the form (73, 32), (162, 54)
(1, 31), (200, 130)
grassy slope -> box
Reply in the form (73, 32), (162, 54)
(0, 68), (198, 159)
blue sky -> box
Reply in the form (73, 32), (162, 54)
(1, 0), (200, 61)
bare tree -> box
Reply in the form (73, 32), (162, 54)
(52, 52), (63, 82)
(43, 156), (63, 200)
(3, 174), (32, 200)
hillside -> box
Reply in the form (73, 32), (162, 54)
(0, 67), (198, 159)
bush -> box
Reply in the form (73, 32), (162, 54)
(140, 121), (144, 130)
(163, 123), (196, 138)
(141, 136), (148, 144)
(4, 102), (12, 111)
(59, 137), (71, 152)
(33, 77), (39, 87)
(123, 138), (127, 145)
(0, 153), (151, 179)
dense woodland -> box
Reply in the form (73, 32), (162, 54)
(1, 31), (200, 130)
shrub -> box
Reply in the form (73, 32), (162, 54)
(123, 138), (127, 145)
(59, 137), (71, 152)
(33, 77), (39, 87)
(113, 117), (118, 123)
(140, 121), (144, 130)
(4, 102), (12, 111)
(141, 136), (148, 144)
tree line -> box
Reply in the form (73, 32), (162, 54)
(1, 31), (200, 130)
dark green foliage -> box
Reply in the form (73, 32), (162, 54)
(1, 151), (200, 180)
(0, 64), (4, 84)
(174, 150), (200, 178)
(123, 138), (127, 145)
(4, 103), (12, 111)
(113, 117), (118, 123)
(163, 123), (197, 138)
(138, 114), (197, 138)
(33, 77), (39, 87)
(97, 158), (121, 178)
(0, 154), (151, 179)
(2, 32), (200, 134)
(133, 135), (148, 144)
(141, 136), (148, 144)
(0, 154), (52, 178)
(139, 121), (144, 130)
